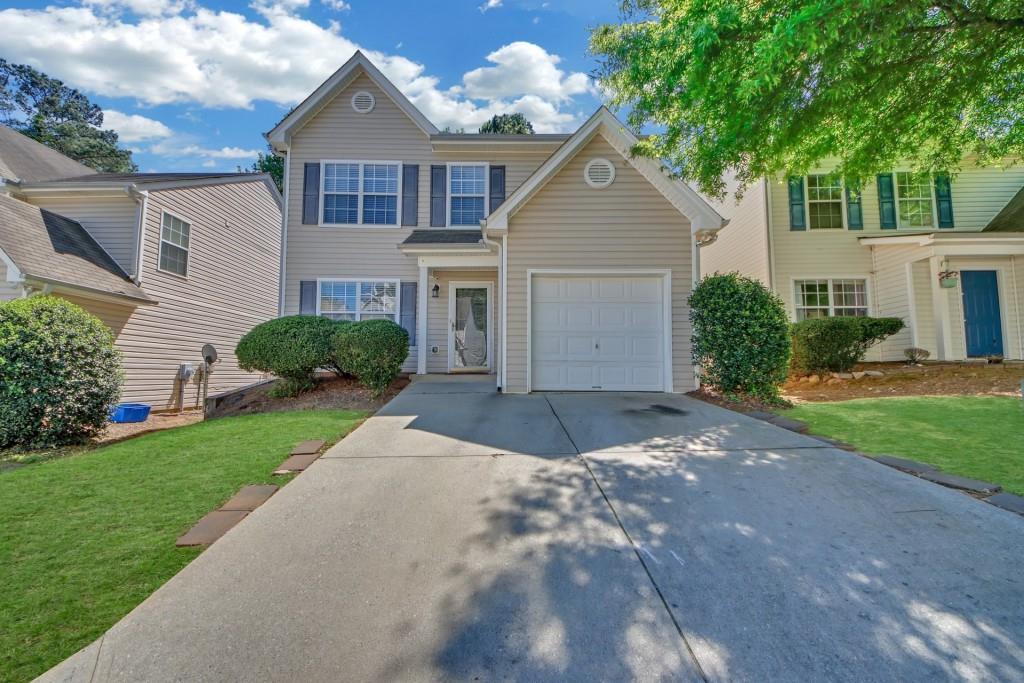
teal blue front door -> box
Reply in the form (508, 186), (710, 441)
(960, 270), (1003, 357)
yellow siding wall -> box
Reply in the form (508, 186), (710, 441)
(27, 194), (140, 275)
(66, 181), (282, 409)
(699, 175), (770, 283)
(505, 134), (694, 393)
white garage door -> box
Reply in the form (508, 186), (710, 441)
(531, 275), (666, 391)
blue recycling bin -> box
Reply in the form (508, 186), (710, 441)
(110, 403), (152, 423)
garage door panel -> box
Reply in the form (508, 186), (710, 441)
(531, 275), (665, 392)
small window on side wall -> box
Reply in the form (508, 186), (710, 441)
(159, 212), (190, 276)
(794, 278), (868, 320)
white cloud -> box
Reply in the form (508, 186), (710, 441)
(479, 0), (501, 12)
(102, 109), (173, 142)
(200, 159), (217, 167)
(150, 141), (260, 159)
(0, 1), (593, 134)
(322, 0), (350, 10)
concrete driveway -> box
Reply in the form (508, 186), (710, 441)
(43, 376), (1024, 682)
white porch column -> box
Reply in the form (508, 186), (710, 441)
(928, 256), (953, 359)
(417, 264), (428, 374)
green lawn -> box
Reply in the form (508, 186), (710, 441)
(786, 396), (1024, 495)
(0, 410), (366, 683)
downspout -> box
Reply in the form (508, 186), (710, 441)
(481, 226), (503, 391)
(1013, 256), (1023, 359)
(131, 187), (149, 284)
(278, 149), (290, 316)
(763, 177), (776, 289)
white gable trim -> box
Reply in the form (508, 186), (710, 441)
(482, 107), (725, 234)
(266, 51), (438, 151)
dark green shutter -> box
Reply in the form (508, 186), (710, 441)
(935, 173), (954, 228)
(788, 177), (806, 230)
(877, 174), (897, 229)
(846, 181), (863, 230)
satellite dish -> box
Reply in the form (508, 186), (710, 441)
(202, 344), (219, 365)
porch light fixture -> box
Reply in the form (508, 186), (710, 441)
(432, 283), (440, 298)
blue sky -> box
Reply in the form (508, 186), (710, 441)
(0, 0), (621, 172)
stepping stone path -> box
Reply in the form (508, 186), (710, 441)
(274, 439), (326, 474)
(176, 511), (249, 547)
(220, 484), (280, 511)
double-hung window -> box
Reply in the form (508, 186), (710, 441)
(894, 172), (935, 229)
(449, 164), (487, 226)
(158, 212), (190, 276)
(322, 161), (400, 226)
(806, 175), (844, 230)
(318, 280), (399, 322)
(794, 279), (868, 320)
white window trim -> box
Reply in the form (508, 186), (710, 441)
(315, 278), (401, 322)
(892, 170), (940, 230)
(446, 162), (489, 228)
(803, 174), (849, 231)
(156, 210), (191, 278)
(319, 160), (403, 228)
(792, 276), (872, 321)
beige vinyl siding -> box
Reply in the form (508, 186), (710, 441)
(910, 260), (935, 353)
(26, 194), (140, 275)
(867, 245), (919, 359)
(699, 175), (770, 283)
(425, 271), (499, 373)
(71, 180), (282, 408)
(0, 260), (23, 300)
(505, 134), (694, 393)
(283, 71), (550, 370)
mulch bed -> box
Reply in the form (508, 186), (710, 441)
(783, 361), (1024, 403)
(214, 375), (410, 418)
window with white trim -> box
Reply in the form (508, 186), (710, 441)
(322, 162), (399, 226)
(318, 280), (398, 321)
(795, 279), (868, 320)
(806, 174), (844, 230)
(158, 212), (190, 276)
(895, 172), (934, 228)
(449, 164), (487, 226)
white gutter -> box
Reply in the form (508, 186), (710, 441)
(279, 150), (290, 316)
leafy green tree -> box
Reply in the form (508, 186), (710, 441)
(0, 59), (136, 173)
(240, 145), (284, 192)
(591, 0), (1024, 197)
(479, 113), (535, 134)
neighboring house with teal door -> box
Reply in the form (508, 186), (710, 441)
(701, 162), (1024, 362)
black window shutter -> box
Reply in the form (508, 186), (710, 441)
(399, 282), (417, 345)
(877, 174), (897, 229)
(402, 164), (419, 226)
(302, 163), (320, 225)
(788, 177), (806, 230)
(430, 165), (447, 227)
(846, 181), (863, 230)
(935, 173), (954, 228)
(299, 280), (317, 315)
(489, 165), (506, 214)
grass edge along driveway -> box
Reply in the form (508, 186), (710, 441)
(0, 409), (366, 683)
(786, 396), (1023, 496)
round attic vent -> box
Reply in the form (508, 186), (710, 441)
(351, 91), (375, 114)
(584, 158), (616, 188)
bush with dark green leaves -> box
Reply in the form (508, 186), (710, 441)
(689, 273), (791, 401)
(0, 296), (122, 449)
(236, 315), (338, 396)
(791, 317), (905, 374)
(334, 319), (409, 396)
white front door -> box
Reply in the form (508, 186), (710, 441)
(531, 275), (666, 391)
(449, 282), (492, 372)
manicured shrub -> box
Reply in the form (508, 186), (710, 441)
(236, 315), (337, 396)
(689, 273), (791, 401)
(334, 319), (409, 396)
(791, 316), (904, 374)
(0, 296), (122, 449)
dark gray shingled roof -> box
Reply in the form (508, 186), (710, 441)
(402, 229), (485, 245)
(0, 125), (97, 183)
(0, 193), (152, 303)
(984, 185), (1024, 232)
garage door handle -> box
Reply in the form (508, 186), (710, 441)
(595, 343), (600, 350)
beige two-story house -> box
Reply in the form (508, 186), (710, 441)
(267, 52), (724, 393)
(0, 125), (283, 408)
(701, 163), (1024, 362)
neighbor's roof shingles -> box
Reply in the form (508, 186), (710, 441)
(984, 186), (1024, 232)
(0, 193), (152, 303)
(0, 125), (97, 183)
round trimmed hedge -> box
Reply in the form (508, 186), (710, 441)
(689, 273), (791, 401)
(334, 319), (409, 396)
(0, 296), (122, 449)
(235, 315), (339, 396)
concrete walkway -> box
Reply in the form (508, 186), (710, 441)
(41, 376), (1024, 682)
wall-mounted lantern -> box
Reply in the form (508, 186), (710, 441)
(432, 283), (440, 298)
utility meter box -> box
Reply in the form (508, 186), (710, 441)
(178, 363), (195, 382)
